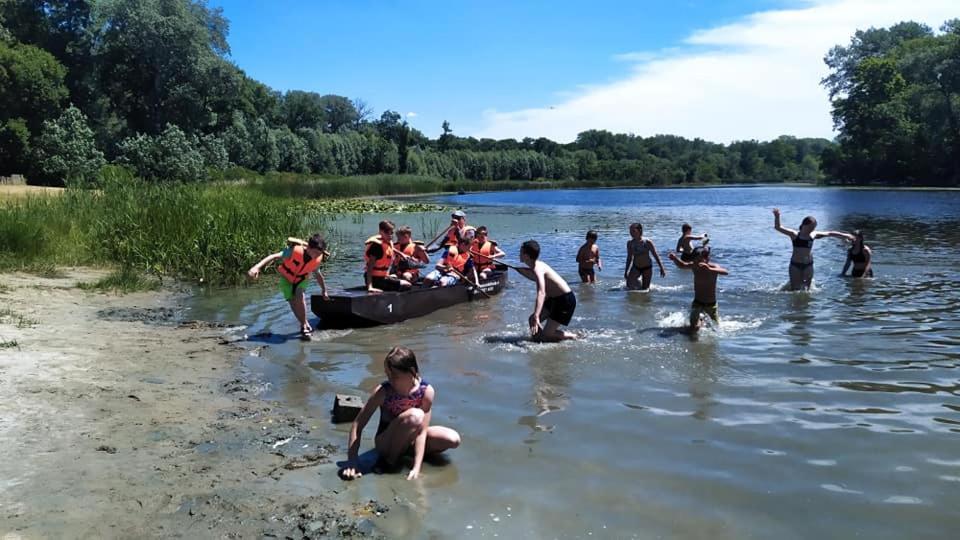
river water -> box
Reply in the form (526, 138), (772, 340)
(191, 186), (960, 539)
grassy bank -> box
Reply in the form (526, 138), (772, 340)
(0, 178), (325, 286)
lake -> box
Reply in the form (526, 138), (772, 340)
(191, 186), (960, 539)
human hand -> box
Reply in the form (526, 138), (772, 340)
(668, 252), (678, 261)
(322, 293), (330, 301)
(406, 468), (420, 481)
(659, 267), (666, 278)
(528, 314), (542, 337)
(772, 208), (780, 216)
(367, 287), (382, 294)
(339, 465), (362, 481)
(247, 268), (260, 280)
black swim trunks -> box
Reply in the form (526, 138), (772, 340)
(680, 252), (695, 263)
(543, 291), (576, 326)
(578, 267), (595, 281)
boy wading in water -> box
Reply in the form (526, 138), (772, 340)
(575, 230), (602, 283)
(515, 240), (579, 342)
(668, 246), (729, 333)
(247, 234), (329, 339)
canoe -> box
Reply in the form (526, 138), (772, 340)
(311, 267), (508, 328)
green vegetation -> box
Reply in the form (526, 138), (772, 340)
(76, 270), (161, 293)
(0, 339), (19, 349)
(1, 0), (835, 189)
(0, 179), (329, 285)
(823, 20), (959, 185)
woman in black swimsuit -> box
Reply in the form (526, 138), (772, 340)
(624, 222), (666, 290)
(773, 208), (853, 291)
(841, 230), (873, 278)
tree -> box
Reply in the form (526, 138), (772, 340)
(32, 105), (105, 185)
(0, 119), (30, 175)
(96, 0), (235, 135)
(116, 124), (206, 182)
(0, 40), (68, 132)
(281, 90), (326, 131)
(438, 120), (453, 151)
(319, 95), (359, 133)
(353, 98), (373, 127)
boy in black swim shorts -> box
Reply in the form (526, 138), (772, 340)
(515, 240), (579, 342)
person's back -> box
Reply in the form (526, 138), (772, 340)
(537, 259), (572, 297)
(691, 263), (720, 305)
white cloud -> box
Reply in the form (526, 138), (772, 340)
(473, 0), (957, 143)
(405, 112), (418, 118)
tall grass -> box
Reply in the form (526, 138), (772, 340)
(0, 177), (330, 285)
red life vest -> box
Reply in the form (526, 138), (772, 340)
(278, 245), (321, 285)
(364, 235), (394, 278)
(472, 239), (497, 271)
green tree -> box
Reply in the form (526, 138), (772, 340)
(96, 0), (235, 135)
(32, 105), (104, 185)
(0, 39), (68, 132)
(0, 119), (30, 175)
(116, 123), (206, 182)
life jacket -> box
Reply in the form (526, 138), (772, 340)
(444, 245), (471, 274)
(444, 225), (476, 246)
(472, 239), (498, 271)
(278, 245), (321, 285)
(364, 235), (394, 278)
(396, 241), (421, 273)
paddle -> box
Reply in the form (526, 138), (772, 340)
(447, 267), (491, 299)
(468, 249), (523, 272)
(424, 224), (454, 252)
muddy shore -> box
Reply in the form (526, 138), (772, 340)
(0, 269), (388, 539)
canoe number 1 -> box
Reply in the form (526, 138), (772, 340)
(387, 303), (393, 313)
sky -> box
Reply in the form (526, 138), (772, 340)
(210, 0), (957, 143)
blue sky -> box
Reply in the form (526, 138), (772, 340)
(211, 0), (956, 142)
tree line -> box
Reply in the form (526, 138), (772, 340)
(822, 19), (960, 185)
(1, 2), (953, 187)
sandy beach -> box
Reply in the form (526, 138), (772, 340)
(0, 269), (386, 539)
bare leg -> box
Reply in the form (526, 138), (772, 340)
(639, 268), (653, 290)
(289, 288), (309, 332)
(375, 408), (425, 465)
(425, 426), (460, 454)
(788, 264), (805, 291)
(803, 265), (814, 290)
(536, 318), (578, 342)
(626, 268), (642, 290)
(689, 308), (702, 332)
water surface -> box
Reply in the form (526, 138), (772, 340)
(191, 186), (960, 539)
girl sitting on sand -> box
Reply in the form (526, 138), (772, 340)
(340, 347), (460, 481)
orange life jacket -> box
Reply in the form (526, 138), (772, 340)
(444, 245), (471, 274)
(364, 235), (394, 278)
(472, 239), (498, 271)
(444, 225), (476, 246)
(278, 245), (321, 285)
(396, 241), (420, 273)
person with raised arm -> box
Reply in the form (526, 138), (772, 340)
(772, 209), (853, 291)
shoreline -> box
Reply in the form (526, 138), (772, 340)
(370, 182), (960, 201)
(0, 269), (387, 538)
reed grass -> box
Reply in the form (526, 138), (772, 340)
(0, 178), (328, 286)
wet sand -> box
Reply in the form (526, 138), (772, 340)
(0, 269), (385, 539)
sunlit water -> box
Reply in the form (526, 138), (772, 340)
(191, 186), (960, 539)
